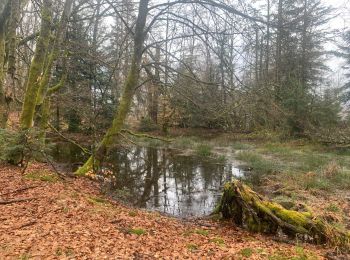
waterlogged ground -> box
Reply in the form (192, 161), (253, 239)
(53, 133), (350, 232)
(53, 143), (246, 218)
(137, 132), (350, 233)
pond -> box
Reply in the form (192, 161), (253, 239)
(52, 142), (247, 218)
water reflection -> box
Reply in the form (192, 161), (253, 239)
(101, 146), (245, 218)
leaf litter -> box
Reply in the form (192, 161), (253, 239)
(0, 163), (327, 259)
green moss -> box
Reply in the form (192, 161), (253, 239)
(128, 210), (138, 217)
(24, 170), (59, 182)
(75, 156), (94, 176)
(210, 237), (225, 246)
(88, 196), (108, 205)
(20, 0), (53, 129)
(128, 228), (147, 236)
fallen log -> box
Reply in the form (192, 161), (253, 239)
(215, 180), (350, 249)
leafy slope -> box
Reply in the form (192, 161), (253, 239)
(0, 163), (325, 259)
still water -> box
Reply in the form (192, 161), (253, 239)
(52, 143), (246, 218)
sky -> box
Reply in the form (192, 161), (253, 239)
(323, 0), (349, 88)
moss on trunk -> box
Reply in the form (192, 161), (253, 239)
(0, 10), (8, 128)
(20, 0), (52, 129)
(216, 180), (350, 249)
(75, 0), (150, 176)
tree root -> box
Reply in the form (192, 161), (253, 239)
(215, 180), (350, 249)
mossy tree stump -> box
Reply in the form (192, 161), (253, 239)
(216, 180), (350, 249)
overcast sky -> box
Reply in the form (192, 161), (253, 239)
(323, 0), (349, 88)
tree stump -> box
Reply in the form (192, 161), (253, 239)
(216, 180), (350, 249)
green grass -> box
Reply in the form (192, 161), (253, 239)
(236, 151), (278, 175)
(232, 142), (254, 150)
(186, 243), (198, 252)
(210, 237), (225, 246)
(194, 229), (209, 236)
(234, 141), (350, 192)
(24, 170), (59, 183)
(128, 228), (147, 236)
(195, 144), (212, 157)
(216, 154), (226, 163)
(239, 247), (254, 257)
(267, 246), (318, 260)
(325, 203), (340, 212)
(172, 136), (200, 149)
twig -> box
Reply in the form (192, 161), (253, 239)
(0, 197), (38, 205)
(17, 220), (37, 229)
(0, 185), (41, 197)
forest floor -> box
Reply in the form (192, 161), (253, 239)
(0, 162), (328, 259)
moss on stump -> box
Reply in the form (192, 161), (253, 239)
(216, 180), (350, 249)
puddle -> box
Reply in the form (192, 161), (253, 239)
(52, 142), (247, 218)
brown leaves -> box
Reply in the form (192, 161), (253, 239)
(0, 163), (325, 259)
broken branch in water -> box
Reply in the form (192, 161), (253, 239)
(121, 129), (173, 143)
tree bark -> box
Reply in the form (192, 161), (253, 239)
(20, 0), (53, 129)
(76, 0), (150, 175)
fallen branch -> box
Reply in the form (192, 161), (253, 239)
(121, 129), (173, 143)
(47, 123), (91, 155)
(215, 180), (350, 249)
(0, 197), (38, 205)
(0, 185), (41, 197)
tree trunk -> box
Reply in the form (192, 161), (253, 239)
(35, 0), (73, 137)
(275, 0), (283, 94)
(76, 0), (150, 175)
(0, 17), (7, 128)
(20, 0), (53, 129)
(216, 180), (350, 249)
(0, 0), (11, 128)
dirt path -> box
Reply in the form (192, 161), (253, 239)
(0, 163), (326, 259)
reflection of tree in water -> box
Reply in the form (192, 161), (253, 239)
(102, 146), (237, 217)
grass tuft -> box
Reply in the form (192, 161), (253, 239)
(195, 144), (212, 157)
(128, 228), (147, 236)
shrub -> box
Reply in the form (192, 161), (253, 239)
(0, 128), (52, 165)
